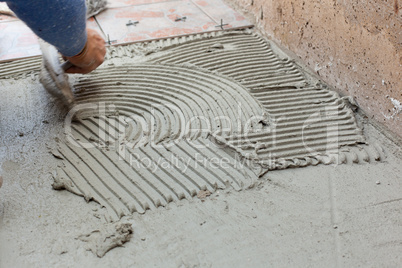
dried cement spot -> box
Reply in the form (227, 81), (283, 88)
(77, 222), (133, 257)
(382, 97), (402, 120)
(389, 98), (401, 118)
(197, 190), (212, 199)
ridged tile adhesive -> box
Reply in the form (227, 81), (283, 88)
(0, 30), (384, 221)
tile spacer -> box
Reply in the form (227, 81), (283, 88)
(175, 16), (187, 22)
(215, 19), (228, 30)
(126, 20), (139, 26)
(105, 34), (117, 45)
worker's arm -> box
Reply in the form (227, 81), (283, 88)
(6, 0), (105, 73)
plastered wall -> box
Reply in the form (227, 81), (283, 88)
(226, 0), (401, 140)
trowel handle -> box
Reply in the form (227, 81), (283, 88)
(61, 60), (74, 71)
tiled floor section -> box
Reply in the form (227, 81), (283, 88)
(190, 0), (248, 27)
(0, 20), (40, 61)
(0, 17), (104, 62)
(96, 0), (218, 44)
(108, 0), (175, 8)
(0, 0), (252, 62)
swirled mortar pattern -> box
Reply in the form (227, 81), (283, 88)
(46, 31), (384, 220)
(54, 63), (266, 221)
(150, 31), (383, 168)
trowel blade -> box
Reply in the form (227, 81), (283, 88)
(39, 39), (75, 106)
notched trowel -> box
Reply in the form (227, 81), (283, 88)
(39, 39), (75, 107)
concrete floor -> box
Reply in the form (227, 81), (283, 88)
(0, 1), (401, 266)
(0, 76), (401, 266)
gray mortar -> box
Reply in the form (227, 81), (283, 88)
(77, 222), (133, 257)
(46, 31), (385, 222)
(86, 0), (108, 18)
(0, 29), (401, 265)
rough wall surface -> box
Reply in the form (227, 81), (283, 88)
(225, 0), (401, 140)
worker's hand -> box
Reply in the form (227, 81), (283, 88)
(64, 28), (106, 74)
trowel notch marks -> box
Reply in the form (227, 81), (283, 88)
(150, 32), (382, 166)
(72, 63), (265, 143)
(55, 62), (265, 220)
(53, 32), (382, 221)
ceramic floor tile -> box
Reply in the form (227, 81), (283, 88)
(0, 20), (40, 62)
(95, 0), (217, 45)
(1, 0), (252, 61)
(0, 18), (103, 62)
(191, 0), (252, 29)
(108, 0), (176, 8)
